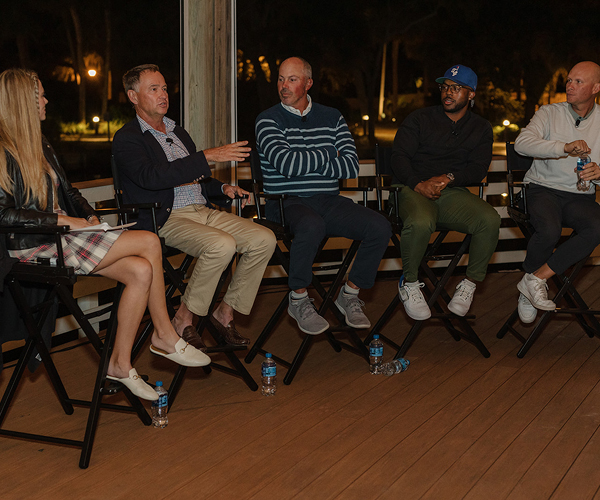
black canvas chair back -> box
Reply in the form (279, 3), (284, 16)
(365, 144), (490, 359)
(109, 156), (257, 405)
(0, 224), (151, 469)
(505, 142), (533, 212)
(244, 150), (370, 384)
(496, 142), (600, 356)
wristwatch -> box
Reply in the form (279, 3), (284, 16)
(446, 172), (455, 184)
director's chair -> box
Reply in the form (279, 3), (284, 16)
(0, 222), (151, 469)
(364, 144), (491, 359)
(110, 158), (257, 407)
(496, 142), (600, 356)
(244, 150), (371, 384)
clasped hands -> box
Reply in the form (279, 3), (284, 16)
(565, 140), (600, 182)
(414, 174), (452, 200)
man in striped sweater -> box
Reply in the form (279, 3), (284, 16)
(255, 57), (391, 335)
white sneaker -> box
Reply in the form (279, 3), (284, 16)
(399, 281), (431, 320)
(448, 279), (477, 316)
(517, 273), (556, 311)
(518, 293), (537, 324)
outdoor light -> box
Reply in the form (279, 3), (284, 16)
(92, 116), (100, 123)
(361, 114), (369, 136)
(503, 119), (510, 126)
(501, 193), (508, 198)
(88, 69), (97, 77)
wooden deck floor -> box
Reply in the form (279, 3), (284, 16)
(3, 268), (600, 500)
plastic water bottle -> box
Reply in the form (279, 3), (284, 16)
(369, 334), (384, 374)
(379, 358), (410, 376)
(576, 156), (590, 191)
(151, 381), (168, 428)
(261, 353), (277, 396)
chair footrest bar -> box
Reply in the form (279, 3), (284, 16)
(0, 429), (83, 448)
(375, 334), (402, 351)
(205, 345), (247, 353)
(554, 308), (600, 315)
(67, 399), (145, 413)
(506, 326), (527, 344)
(430, 313), (476, 320)
(337, 341), (368, 359)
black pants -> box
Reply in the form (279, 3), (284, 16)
(523, 183), (600, 274)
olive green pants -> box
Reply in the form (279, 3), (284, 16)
(393, 185), (501, 283)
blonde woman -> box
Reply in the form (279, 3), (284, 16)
(0, 68), (210, 401)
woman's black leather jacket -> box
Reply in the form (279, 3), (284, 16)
(0, 137), (96, 250)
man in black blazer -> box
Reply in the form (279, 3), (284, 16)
(113, 64), (276, 348)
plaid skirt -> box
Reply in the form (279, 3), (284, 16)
(9, 230), (124, 275)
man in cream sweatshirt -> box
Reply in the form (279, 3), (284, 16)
(514, 61), (600, 322)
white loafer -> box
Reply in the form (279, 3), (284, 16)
(107, 368), (158, 401)
(150, 338), (211, 367)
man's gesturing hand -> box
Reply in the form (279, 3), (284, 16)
(204, 141), (251, 163)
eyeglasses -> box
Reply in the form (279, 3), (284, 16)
(438, 83), (469, 94)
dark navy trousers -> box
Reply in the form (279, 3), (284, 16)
(266, 194), (392, 290)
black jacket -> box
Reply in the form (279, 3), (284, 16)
(0, 137), (96, 250)
(112, 118), (231, 231)
(391, 106), (493, 189)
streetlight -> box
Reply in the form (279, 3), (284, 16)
(502, 119), (510, 143)
(362, 114), (369, 136)
(88, 69), (97, 78)
(92, 115), (100, 135)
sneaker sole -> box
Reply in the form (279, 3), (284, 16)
(447, 302), (467, 317)
(518, 295), (537, 324)
(287, 307), (329, 335)
(402, 306), (431, 321)
(516, 281), (556, 311)
(334, 301), (371, 329)
(518, 309), (537, 324)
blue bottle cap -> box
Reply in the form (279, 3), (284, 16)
(156, 381), (163, 387)
(265, 353), (272, 358)
(373, 334), (379, 340)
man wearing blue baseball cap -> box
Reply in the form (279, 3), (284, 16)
(390, 64), (501, 321)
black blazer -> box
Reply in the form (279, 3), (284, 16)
(112, 119), (231, 231)
(0, 137), (96, 250)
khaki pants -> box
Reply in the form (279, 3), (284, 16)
(159, 205), (276, 316)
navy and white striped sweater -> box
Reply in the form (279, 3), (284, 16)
(255, 102), (359, 196)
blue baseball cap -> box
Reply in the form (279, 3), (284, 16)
(435, 64), (477, 90)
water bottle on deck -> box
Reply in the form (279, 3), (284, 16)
(261, 353), (277, 396)
(151, 381), (168, 428)
(369, 334), (384, 374)
(379, 358), (410, 376)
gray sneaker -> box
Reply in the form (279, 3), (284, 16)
(335, 291), (371, 329)
(288, 293), (330, 335)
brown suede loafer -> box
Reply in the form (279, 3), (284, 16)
(180, 325), (207, 351)
(209, 316), (250, 345)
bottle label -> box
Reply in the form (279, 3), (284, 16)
(156, 393), (168, 408)
(262, 366), (276, 377)
(577, 157), (590, 170)
(370, 347), (383, 357)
